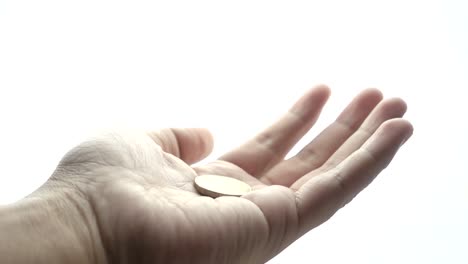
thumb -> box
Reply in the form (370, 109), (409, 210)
(147, 128), (214, 164)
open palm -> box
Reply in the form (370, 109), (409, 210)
(54, 86), (412, 264)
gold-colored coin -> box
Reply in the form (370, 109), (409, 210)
(194, 175), (251, 198)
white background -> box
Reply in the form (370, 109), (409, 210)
(0, 1), (467, 263)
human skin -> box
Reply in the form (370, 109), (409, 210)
(0, 86), (413, 264)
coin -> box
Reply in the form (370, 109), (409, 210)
(194, 175), (251, 198)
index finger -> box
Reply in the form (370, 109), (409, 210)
(219, 85), (331, 177)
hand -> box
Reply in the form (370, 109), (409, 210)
(0, 86), (413, 264)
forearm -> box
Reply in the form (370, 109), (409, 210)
(0, 186), (106, 264)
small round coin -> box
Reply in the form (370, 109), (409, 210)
(194, 175), (251, 198)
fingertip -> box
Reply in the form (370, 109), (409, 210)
(303, 84), (331, 99)
(153, 128), (215, 164)
(290, 84), (331, 113)
(313, 84), (332, 99)
(381, 118), (413, 135)
(335, 87), (384, 127)
(363, 118), (414, 151)
(195, 127), (215, 158)
(398, 119), (414, 145)
(315, 83), (331, 90)
(362, 88), (384, 101)
(385, 97), (408, 115)
(185, 127), (214, 161)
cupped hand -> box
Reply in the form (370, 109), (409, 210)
(46, 86), (412, 264)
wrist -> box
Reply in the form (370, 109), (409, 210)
(0, 179), (107, 264)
